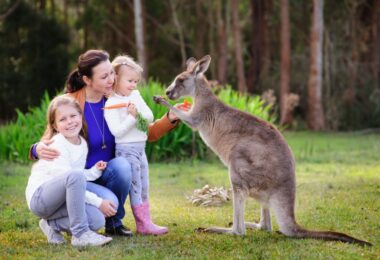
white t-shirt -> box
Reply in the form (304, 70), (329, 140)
(25, 133), (103, 208)
(104, 91), (154, 144)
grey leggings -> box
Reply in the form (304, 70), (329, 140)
(29, 170), (104, 237)
(116, 142), (149, 206)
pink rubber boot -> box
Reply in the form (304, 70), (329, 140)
(132, 201), (168, 235)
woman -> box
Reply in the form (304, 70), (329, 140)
(29, 49), (179, 237)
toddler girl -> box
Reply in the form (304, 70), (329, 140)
(104, 55), (168, 235)
(26, 96), (113, 247)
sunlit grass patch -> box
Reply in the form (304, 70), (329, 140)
(0, 132), (379, 258)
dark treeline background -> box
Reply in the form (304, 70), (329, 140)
(1, 0), (379, 130)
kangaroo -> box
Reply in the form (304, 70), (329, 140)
(153, 55), (372, 246)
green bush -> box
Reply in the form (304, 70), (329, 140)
(0, 81), (275, 163)
(0, 93), (51, 162)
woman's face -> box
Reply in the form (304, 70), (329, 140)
(86, 60), (115, 96)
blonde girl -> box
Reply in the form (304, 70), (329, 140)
(104, 55), (168, 235)
(26, 96), (113, 247)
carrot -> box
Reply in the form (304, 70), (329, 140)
(178, 99), (192, 111)
(183, 99), (192, 108)
(102, 103), (128, 110)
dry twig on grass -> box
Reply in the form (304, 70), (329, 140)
(186, 185), (231, 207)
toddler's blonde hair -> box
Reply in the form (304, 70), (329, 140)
(112, 55), (143, 77)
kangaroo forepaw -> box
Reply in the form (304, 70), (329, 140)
(153, 95), (170, 107)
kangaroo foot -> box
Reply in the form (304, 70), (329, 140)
(245, 222), (272, 232)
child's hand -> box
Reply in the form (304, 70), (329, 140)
(127, 103), (138, 118)
(95, 161), (107, 171)
(99, 200), (117, 217)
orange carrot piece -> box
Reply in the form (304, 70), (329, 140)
(102, 103), (128, 110)
(178, 99), (192, 110)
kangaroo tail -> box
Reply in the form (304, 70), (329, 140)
(272, 191), (372, 246)
(283, 224), (372, 246)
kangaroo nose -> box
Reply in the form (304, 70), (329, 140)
(166, 90), (171, 96)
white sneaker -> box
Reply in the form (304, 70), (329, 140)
(39, 219), (66, 244)
(71, 230), (112, 247)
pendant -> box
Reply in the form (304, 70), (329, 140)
(102, 144), (107, 149)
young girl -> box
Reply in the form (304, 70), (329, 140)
(25, 96), (113, 247)
(104, 55), (168, 235)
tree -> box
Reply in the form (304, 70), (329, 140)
(306, 0), (325, 130)
(248, 0), (268, 93)
(231, 0), (247, 92)
(279, 0), (292, 125)
(0, 1), (69, 120)
(169, 0), (187, 67)
(371, 0), (380, 88)
(216, 0), (228, 85)
(134, 0), (147, 81)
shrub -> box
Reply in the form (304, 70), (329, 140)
(0, 81), (275, 163)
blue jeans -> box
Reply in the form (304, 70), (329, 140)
(89, 157), (132, 229)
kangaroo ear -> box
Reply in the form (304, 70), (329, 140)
(193, 55), (211, 75)
(186, 57), (197, 71)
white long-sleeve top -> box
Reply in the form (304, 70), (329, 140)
(104, 91), (154, 144)
(25, 133), (103, 209)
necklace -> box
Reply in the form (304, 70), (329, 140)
(88, 98), (107, 149)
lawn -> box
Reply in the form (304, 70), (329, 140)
(0, 132), (379, 259)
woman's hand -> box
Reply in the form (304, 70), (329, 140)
(95, 161), (107, 171)
(127, 103), (138, 118)
(168, 103), (190, 122)
(99, 200), (117, 217)
(36, 139), (60, 161)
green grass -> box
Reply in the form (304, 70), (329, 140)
(1, 132), (379, 258)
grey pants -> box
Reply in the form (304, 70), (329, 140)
(29, 170), (104, 237)
(116, 142), (149, 206)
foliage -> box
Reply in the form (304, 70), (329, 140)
(0, 81), (274, 163)
(0, 92), (51, 162)
(0, 1), (70, 121)
(1, 132), (379, 258)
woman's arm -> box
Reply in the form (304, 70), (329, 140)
(147, 112), (179, 142)
(28, 139), (60, 161)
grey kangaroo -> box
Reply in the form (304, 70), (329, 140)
(153, 55), (371, 246)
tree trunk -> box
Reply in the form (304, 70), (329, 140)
(0, 0), (21, 21)
(306, 0), (325, 130)
(195, 0), (206, 59)
(207, 3), (217, 79)
(231, 0), (247, 92)
(248, 0), (267, 93)
(169, 0), (187, 68)
(279, 0), (292, 126)
(371, 0), (380, 88)
(63, 0), (68, 26)
(49, 0), (55, 16)
(216, 0), (228, 85)
(134, 0), (147, 81)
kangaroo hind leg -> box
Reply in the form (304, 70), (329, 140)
(246, 206), (272, 232)
(204, 188), (246, 235)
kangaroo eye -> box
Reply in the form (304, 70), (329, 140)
(177, 78), (184, 83)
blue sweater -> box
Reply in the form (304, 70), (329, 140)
(83, 97), (115, 169)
